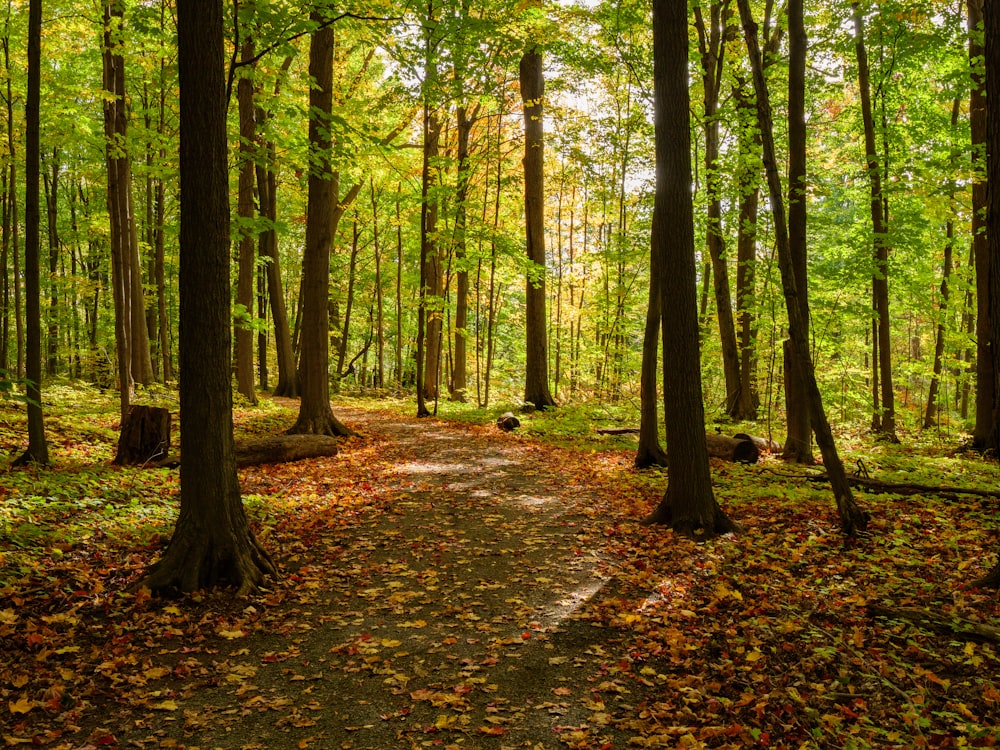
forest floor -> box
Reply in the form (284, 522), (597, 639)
(3, 390), (1000, 748)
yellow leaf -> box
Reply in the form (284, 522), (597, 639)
(745, 650), (763, 663)
(217, 629), (246, 639)
(8, 696), (34, 715)
(380, 639), (402, 648)
(852, 626), (864, 649)
(152, 700), (179, 711)
(435, 714), (457, 729)
(0, 609), (17, 625)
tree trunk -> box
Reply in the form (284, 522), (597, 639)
(102, 0), (132, 421)
(969, 0), (992, 450)
(256, 56), (298, 398)
(924, 98), (961, 429)
(520, 46), (556, 410)
(985, 0), (1000, 456)
(234, 34), (257, 404)
(139, 0), (274, 595)
(420, 108), (443, 406)
(853, 1), (897, 442)
(335, 218), (360, 385)
(43, 151), (59, 376)
(695, 3), (741, 418)
(738, 0), (868, 536)
(370, 180), (385, 390)
(451, 103), (472, 403)
(733, 79), (760, 422)
(13, 0), (48, 467)
(978, 0), (1000, 585)
(290, 10), (352, 437)
(644, 0), (734, 537)
(783, 0), (813, 461)
(636, 178), (668, 469)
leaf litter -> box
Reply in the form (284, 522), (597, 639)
(1, 397), (1000, 748)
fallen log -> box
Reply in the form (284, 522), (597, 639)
(152, 434), (340, 469)
(706, 433), (759, 464)
(734, 432), (781, 454)
(868, 603), (1000, 644)
(234, 434), (339, 467)
(596, 428), (760, 464)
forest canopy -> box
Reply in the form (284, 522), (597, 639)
(0, 0), (982, 437)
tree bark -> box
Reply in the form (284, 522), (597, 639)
(234, 34), (257, 404)
(139, 0), (274, 595)
(451, 103), (473, 402)
(115, 405), (171, 465)
(695, 3), (741, 419)
(733, 78), (760, 422)
(234, 434), (338, 467)
(256, 56), (298, 398)
(13, 0), (47, 467)
(705, 433), (758, 463)
(637, 177), (668, 469)
(986, 0), (1000, 460)
(924, 98), (961, 429)
(969, 0), (992, 451)
(644, 0), (735, 537)
(290, 10), (352, 437)
(520, 47), (556, 410)
(738, 0), (868, 536)
(852, 1), (897, 442)
(783, 0), (814, 461)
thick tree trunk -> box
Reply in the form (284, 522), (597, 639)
(289, 12), (352, 437)
(520, 47), (556, 410)
(13, 0), (47, 467)
(986, 0), (1000, 455)
(644, 0), (734, 537)
(970, 0), (992, 450)
(140, 0), (273, 595)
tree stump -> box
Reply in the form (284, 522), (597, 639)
(115, 405), (172, 465)
(497, 412), (520, 431)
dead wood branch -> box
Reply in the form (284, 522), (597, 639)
(868, 604), (1000, 644)
(807, 472), (999, 499)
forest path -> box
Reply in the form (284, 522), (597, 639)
(126, 403), (648, 749)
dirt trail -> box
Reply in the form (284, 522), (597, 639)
(95, 406), (650, 750)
